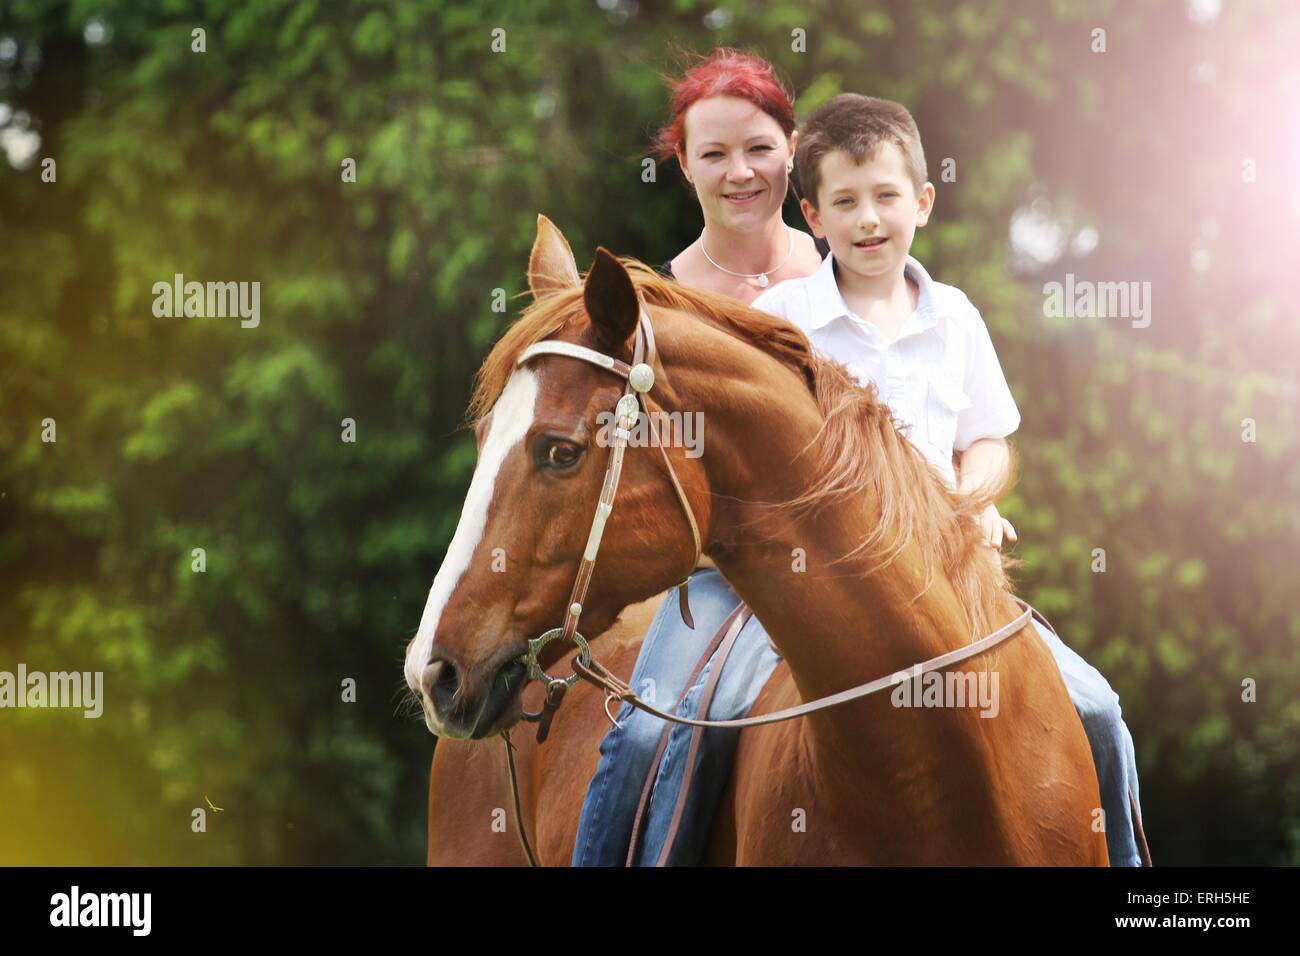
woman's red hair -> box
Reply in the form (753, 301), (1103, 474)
(649, 46), (796, 171)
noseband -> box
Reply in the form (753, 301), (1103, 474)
(511, 298), (703, 743)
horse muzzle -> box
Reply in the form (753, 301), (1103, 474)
(420, 644), (529, 740)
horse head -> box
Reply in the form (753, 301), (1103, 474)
(404, 215), (707, 739)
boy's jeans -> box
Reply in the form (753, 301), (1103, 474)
(571, 567), (1146, 866)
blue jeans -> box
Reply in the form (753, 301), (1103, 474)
(1031, 615), (1147, 865)
(572, 569), (1146, 866)
(571, 567), (780, 866)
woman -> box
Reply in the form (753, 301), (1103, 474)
(572, 47), (829, 866)
(651, 51), (825, 298)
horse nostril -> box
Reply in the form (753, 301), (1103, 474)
(422, 658), (461, 715)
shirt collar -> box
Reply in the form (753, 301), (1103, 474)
(806, 252), (941, 334)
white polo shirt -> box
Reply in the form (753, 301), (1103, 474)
(751, 253), (1020, 488)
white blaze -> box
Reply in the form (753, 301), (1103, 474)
(405, 369), (539, 695)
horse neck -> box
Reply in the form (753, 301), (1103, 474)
(667, 320), (989, 767)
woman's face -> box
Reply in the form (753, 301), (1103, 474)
(677, 95), (795, 232)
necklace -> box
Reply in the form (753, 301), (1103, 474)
(699, 224), (794, 288)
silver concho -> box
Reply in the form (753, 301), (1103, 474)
(628, 363), (655, 393)
(615, 393), (640, 423)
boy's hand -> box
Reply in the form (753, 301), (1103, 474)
(977, 502), (1018, 550)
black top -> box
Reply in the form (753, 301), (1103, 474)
(659, 233), (830, 281)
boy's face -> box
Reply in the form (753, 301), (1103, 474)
(801, 143), (935, 281)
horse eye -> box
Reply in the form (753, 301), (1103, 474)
(538, 439), (582, 470)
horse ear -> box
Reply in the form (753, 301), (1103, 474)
(584, 247), (639, 354)
(528, 214), (580, 297)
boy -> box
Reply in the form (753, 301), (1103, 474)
(750, 93), (1150, 866)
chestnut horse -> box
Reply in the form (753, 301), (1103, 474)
(410, 215), (1108, 865)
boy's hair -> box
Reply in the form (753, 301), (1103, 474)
(796, 94), (928, 208)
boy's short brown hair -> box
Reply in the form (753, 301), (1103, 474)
(796, 94), (927, 208)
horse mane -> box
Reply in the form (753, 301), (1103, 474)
(468, 256), (1017, 641)
(466, 259), (817, 424)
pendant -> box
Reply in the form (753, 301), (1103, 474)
(757, 273), (769, 287)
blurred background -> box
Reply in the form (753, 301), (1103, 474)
(1, 0), (1297, 865)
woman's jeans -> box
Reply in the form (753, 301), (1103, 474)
(571, 567), (1146, 866)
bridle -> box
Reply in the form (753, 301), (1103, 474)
(497, 295), (1036, 866)
(510, 296), (703, 747)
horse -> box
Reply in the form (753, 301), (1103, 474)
(410, 214), (1109, 865)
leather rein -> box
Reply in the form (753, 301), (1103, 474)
(499, 297), (1033, 866)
